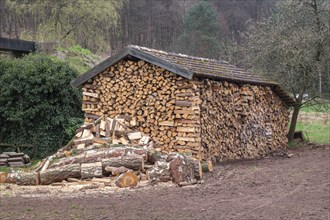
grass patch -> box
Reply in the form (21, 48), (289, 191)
(56, 45), (100, 74)
(0, 166), (11, 173)
(296, 122), (329, 144)
(19, 159), (42, 172)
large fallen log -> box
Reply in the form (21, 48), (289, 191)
(16, 172), (39, 185)
(49, 154), (86, 169)
(49, 147), (147, 169)
(102, 155), (144, 171)
(40, 164), (81, 185)
(81, 162), (103, 179)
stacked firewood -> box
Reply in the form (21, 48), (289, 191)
(80, 59), (289, 161)
(1, 116), (205, 187)
(172, 80), (202, 157)
(0, 152), (30, 167)
(81, 60), (202, 158)
(70, 116), (151, 151)
(200, 80), (289, 161)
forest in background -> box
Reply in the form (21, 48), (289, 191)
(0, 0), (277, 56)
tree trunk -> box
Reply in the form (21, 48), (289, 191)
(40, 164), (81, 185)
(81, 162), (103, 179)
(101, 155), (144, 171)
(288, 104), (301, 142)
(16, 172), (38, 185)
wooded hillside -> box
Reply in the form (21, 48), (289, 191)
(0, 0), (277, 55)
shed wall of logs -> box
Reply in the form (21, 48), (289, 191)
(199, 80), (289, 161)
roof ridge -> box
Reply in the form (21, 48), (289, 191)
(128, 45), (230, 65)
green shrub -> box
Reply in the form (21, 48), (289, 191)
(0, 53), (83, 158)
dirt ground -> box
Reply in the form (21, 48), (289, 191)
(1, 143), (329, 220)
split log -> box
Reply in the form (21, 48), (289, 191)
(41, 156), (54, 172)
(140, 173), (148, 181)
(207, 160), (214, 172)
(127, 132), (142, 140)
(40, 164), (81, 185)
(91, 177), (112, 183)
(147, 161), (171, 182)
(170, 156), (196, 184)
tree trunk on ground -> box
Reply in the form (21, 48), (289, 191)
(16, 172), (38, 185)
(101, 155), (144, 171)
(40, 164), (81, 185)
(81, 162), (103, 179)
(50, 147), (147, 169)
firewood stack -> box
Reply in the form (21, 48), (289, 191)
(71, 116), (151, 151)
(0, 152), (31, 167)
(80, 59), (289, 162)
(1, 115), (204, 187)
(81, 60), (203, 159)
(200, 80), (289, 161)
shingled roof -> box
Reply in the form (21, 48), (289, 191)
(71, 45), (295, 106)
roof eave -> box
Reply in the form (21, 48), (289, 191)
(70, 46), (193, 88)
(128, 48), (193, 80)
(194, 72), (278, 87)
(70, 47), (130, 88)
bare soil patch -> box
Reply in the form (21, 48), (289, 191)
(1, 144), (329, 220)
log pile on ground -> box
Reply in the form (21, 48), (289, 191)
(1, 117), (206, 188)
(3, 147), (203, 187)
(200, 80), (289, 161)
(0, 152), (30, 167)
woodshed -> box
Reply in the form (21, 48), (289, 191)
(71, 45), (295, 161)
